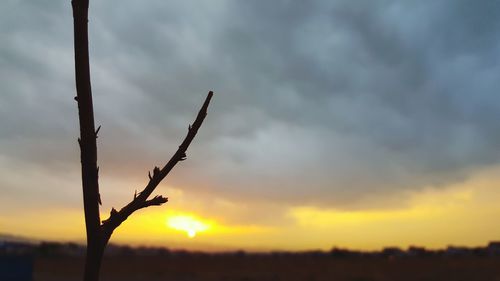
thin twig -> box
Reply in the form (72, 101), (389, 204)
(101, 91), (213, 240)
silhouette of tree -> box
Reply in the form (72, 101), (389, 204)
(71, 1), (213, 280)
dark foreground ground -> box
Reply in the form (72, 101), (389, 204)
(35, 255), (500, 281)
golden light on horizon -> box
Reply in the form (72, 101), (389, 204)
(166, 214), (210, 238)
(2, 166), (500, 251)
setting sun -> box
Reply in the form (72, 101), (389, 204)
(166, 215), (210, 238)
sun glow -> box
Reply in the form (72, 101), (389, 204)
(167, 215), (210, 238)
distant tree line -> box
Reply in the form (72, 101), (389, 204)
(3, 240), (500, 259)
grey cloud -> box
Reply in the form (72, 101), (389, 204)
(1, 0), (500, 211)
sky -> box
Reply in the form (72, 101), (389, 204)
(1, 0), (500, 252)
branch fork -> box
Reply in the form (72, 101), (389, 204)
(73, 0), (213, 278)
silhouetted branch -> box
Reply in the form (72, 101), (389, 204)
(72, 0), (213, 279)
(141, 195), (169, 208)
(72, 0), (105, 280)
(101, 91), (213, 240)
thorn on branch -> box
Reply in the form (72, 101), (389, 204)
(134, 190), (137, 200)
(188, 124), (192, 131)
(77, 138), (81, 146)
(97, 166), (102, 205)
(179, 152), (187, 161)
(148, 171), (152, 180)
(74, 96), (78, 102)
(110, 208), (117, 216)
(95, 125), (101, 138)
(153, 166), (160, 177)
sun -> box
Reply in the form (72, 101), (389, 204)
(187, 229), (196, 238)
(166, 215), (210, 238)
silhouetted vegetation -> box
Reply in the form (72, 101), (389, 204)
(3, 239), (500, 281)
(71, 0), (212, 280)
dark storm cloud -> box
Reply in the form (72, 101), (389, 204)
(1, 0), (500, 210)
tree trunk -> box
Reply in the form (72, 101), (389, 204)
(83, 242), (105, 281)
(71, 0), (103, 280)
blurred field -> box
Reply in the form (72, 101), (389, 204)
(35, 255), (500, 281)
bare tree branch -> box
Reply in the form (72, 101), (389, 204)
(101, 91), (213, 240)
(71, 0), (106, 280)
(72, 0), (213, 279)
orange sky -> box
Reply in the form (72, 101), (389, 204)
(3, 165), (500, 252)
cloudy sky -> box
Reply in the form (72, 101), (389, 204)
(1, 0), (500, 251)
